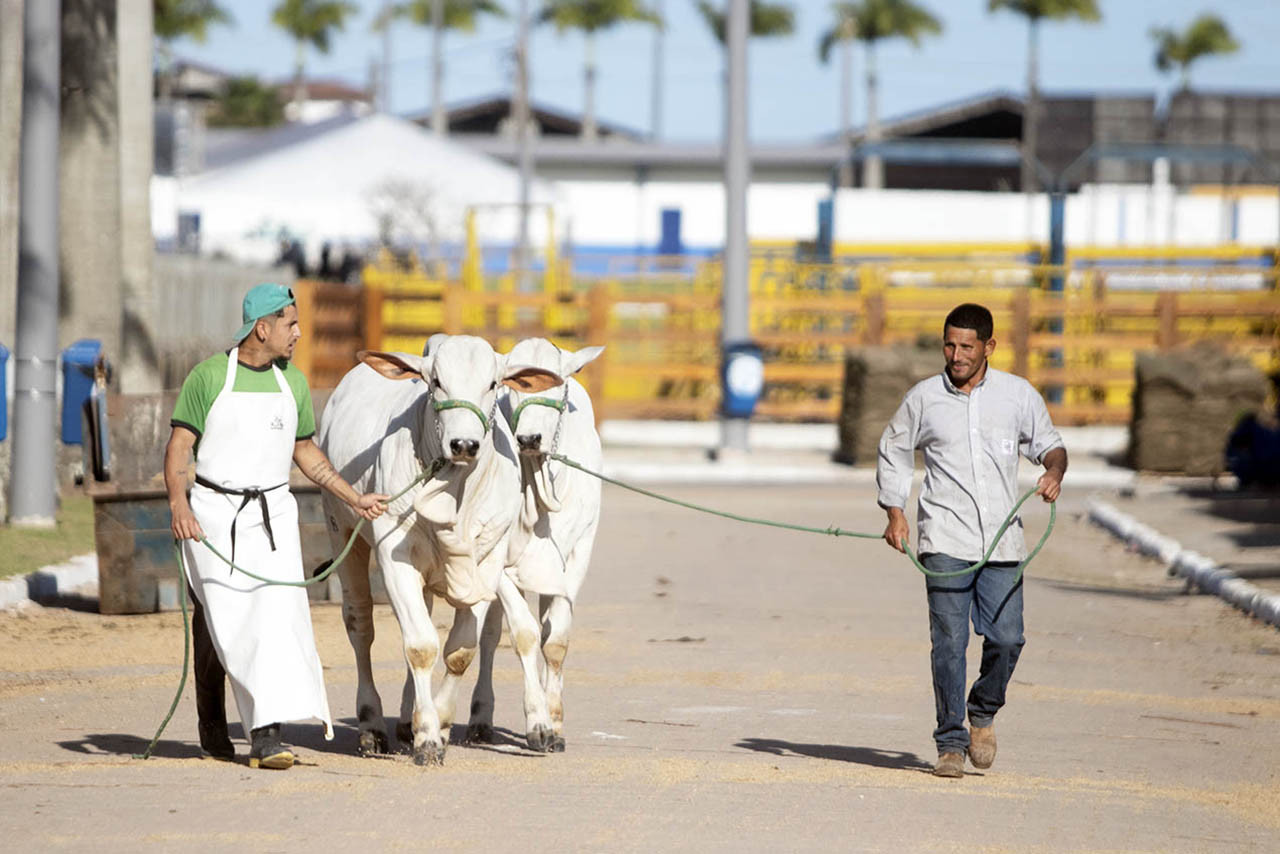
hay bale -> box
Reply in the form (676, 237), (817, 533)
(836, 343), (939, 465)
(1131, 345), (1268, 475)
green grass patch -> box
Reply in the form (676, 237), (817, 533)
(0, 494), (96, 580)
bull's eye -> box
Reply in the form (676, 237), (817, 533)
(489, 380), (497, 391)
(431, 377), (441, 391)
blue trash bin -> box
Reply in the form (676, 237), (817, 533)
(0, 342), (9, 442)
(721, 341), (764, 419)
(61, 339), (102, 445)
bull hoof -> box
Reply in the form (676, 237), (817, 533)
(526, 724), (554, 753)
(357, 729), (389, 756)
(395, 721), (414, 749)
(413, 743), (445, 767)
(465, 723), (495, 745)
(549, 735), (566, 753)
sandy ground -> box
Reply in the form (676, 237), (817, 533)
(1, 483), (1278, 853)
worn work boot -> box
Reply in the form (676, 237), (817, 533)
(198, 721), (235, 762)
(933, 752), (965, 778)
(968, 723), (997, 769)
(249, 724), (294, 770)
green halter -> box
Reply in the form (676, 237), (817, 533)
(432, 398), (491, 433)
(508, 395), (567, 432)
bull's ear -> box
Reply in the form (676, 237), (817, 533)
(563, 345), (605, 376)
(423, 333), (448, 357)
(502, 366), (564, 393)
(359, 350), (427, 380)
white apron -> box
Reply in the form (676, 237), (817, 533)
(182, 348), (333, 739)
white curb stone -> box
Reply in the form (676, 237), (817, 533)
(1087, 499), (1280, 630)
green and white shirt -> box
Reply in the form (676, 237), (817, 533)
(171, 352), (315, 456)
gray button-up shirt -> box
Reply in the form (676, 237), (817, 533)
(876, 367), (1063, 563)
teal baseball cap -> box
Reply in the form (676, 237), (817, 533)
(234, 283), (295, 342)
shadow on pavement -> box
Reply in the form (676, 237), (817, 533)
(1037, 579), (1185, 601)
(735, 737), (932, 771)
(57, 733), (205, 760)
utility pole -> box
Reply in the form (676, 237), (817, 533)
(11, 0), (60, 526)
(719, 0), (751, 453)
(514, 0), (533, 291)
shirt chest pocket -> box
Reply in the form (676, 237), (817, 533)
(983, 426), (1020, 468)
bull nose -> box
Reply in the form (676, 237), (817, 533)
(517, 433), (542, 452)
(449, 438), (480, 459)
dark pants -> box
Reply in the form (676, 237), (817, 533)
(189, 585), (229, 736)
(922, 554), (1025, 756)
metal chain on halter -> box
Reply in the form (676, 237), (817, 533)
(548, 377), (570, 459)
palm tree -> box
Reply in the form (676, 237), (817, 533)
(695, 0), (794, 44)
(153, 0), (234, 100)
(1151, 13), (1239, 92)
(538, 0), (663, 142)
(271, 0), (359, 121)
(989, 0), (1100, 193)
(375, 0), (508, 135)
(820, 1), (941, 190)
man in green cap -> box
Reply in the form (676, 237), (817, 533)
(163, 282), (389, 769)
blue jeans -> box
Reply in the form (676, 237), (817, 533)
(922, 553), (1025, 756)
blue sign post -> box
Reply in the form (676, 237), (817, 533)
(0, 342), (9, 442)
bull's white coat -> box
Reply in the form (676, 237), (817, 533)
(318, 336), (560, 763)
(466, 339), (604, 750)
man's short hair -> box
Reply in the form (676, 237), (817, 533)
(944, 303), (994, 341)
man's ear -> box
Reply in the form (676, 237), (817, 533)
(502, 365), (564, 393)
(984, 337), (997, 358)
(359, 350), (429, 380)
(562, 345), (605, 376)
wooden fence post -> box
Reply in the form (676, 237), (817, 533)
(587, 284), (610, 423)
(862, 291), (885, 347)
(443, 280), (463, 334)
(1156, 292), (1178, 350)
(1011, 288), (1030, 379)
(362, 281), (384, 353)
(292, 279), (316, 379)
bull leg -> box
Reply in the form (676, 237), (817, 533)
(397, 588), (433, 749)
(335, 531), (388, 756)
(464, 601), (504, 744)
(495, 574), (554, 752)
(433, 600), (485, 744)
(378, 542), (445, 767)
(539, 593), (573, 752)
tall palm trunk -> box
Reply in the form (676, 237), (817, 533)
(431, 0), (446, 134)
(291, 40), (307, 120)
(650, 0), (664, 139)
(1022, 18), (1039, 193)
(863, 40), (882, 189)
(582, 31), (598, 141)
(838, 36), (853, 186)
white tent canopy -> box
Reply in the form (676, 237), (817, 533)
(156, 113), (558, 262)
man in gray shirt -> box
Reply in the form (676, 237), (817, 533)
(877, 303), (1067, 779)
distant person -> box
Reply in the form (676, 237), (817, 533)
(337, 247), (364, 284)
(876, 303), (1067, 779)
(163, 283), (388, 769)
(318, 241), (334, 280)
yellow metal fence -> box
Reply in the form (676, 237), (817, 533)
(293, 253), (1280, 426)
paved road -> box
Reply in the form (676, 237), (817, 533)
(1, 483), (1277, 852)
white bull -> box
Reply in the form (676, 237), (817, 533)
(464, 339), (605, 752)
(318, 336), (564, 764)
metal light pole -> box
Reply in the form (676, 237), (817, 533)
(11, 0), (61, 526)
(719, 0), (750, 453)
(514, 0), (534, 291)
(381, 0), (393, 112)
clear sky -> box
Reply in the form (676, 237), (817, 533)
(172, 0), (1280, 142)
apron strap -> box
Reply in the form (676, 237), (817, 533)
(195, 475), (287, 570)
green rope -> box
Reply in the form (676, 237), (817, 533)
(547, 453), (1055, 582)
(433, 398), (490, 433)
(133, 458), (444, 760)
(508, 396), (566, 432)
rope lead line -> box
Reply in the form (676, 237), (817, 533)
(137, 453), (1053, 759)
(547, 453), (1055, 581)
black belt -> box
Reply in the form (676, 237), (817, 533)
(195, 475), (288, 570)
